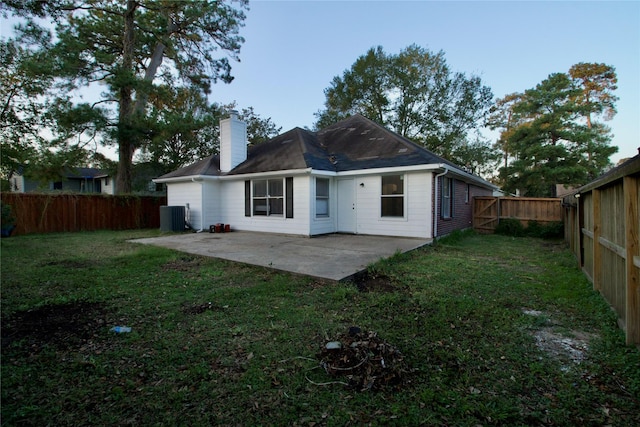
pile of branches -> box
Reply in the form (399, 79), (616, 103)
(316, 328), (412, 391)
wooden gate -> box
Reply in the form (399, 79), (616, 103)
(473, 196), (499, 233)
(473, 197), (562, 233)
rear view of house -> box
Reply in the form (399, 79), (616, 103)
(154, 113), (497, 238)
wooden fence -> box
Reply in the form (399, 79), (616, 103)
(562, 155), (640, 345)
(1, 193), (167, 236)
(473, 197), (563, 233)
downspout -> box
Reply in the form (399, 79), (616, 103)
(433, 166), (449, 238)
(191, 177), (204, 232)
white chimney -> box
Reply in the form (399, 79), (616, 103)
(220, 110), (247, 172)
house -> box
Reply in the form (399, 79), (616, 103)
(10, 167), (115, 194)
(154, 113), (498, 238)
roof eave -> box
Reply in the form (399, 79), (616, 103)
(153, 174), (220, 184)
(220, 168), (313, 180)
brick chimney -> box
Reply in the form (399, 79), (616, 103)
(220, 110), (247, 173)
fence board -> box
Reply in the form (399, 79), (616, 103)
(1, 193), (166, 236)
(562, 156), (640, 345)
(473, 197), (562, 233)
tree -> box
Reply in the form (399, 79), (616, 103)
(495, 69), (618, 197)
(2, 0), (248, 193)
(315, 45), (494, 170)
(569, 63), (618, 169)
(569, 62), (618, 128)
(486, 92), (525, 170)
(0, 27), (52, 179)
(138, 92), (282, 172)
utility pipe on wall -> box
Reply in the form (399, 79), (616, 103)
(433, 166), (449, 238)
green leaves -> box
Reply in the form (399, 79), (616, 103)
(2, 0), (248, 193)
(315, 45), (495, 174)
(494, 64), (619, 196)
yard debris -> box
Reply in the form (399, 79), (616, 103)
(315, 328), (412, 391)
(182, 301), (217, 314)
(110, 326), (131, 333)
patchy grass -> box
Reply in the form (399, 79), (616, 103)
(2, 230), (639, 426)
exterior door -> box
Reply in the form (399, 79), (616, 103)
(337, 178), (356, 233)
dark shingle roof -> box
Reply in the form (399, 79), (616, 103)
(317, 115), (459, 171)
(65, 167), (109, 179)
(157, 114), (481, 182)
(159, 156), (221, 179)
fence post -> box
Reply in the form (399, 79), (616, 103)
(623, 175), (639, 345)
(593, 189), (602, 291)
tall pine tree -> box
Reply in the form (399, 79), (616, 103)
(494, 65), (618, 196)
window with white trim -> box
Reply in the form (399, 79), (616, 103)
(253, 179), (283, 216)
(381, 174), (404, 217)
(315, 178), (330, 217)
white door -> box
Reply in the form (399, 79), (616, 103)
(337, 178), (356, 233)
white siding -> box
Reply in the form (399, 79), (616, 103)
(219, 176), (311, 235)
(310, 175), (337, 235)
(220, 113), (247, 172)
(10, 175), (26, 193)
(351, 171), (433, 238)
(101, 177), (115, 195)
(167, 181), (204, 230)
(164, 170), (436, 238)
(201, 180), (221, 230)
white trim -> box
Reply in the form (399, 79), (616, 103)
(380, 173), (407, 220)
(221, 168), (312, 180)
(154, 168), (312, 184)
(156, 163), (498, 190)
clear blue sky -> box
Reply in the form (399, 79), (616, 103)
(210, 0), (640, 164)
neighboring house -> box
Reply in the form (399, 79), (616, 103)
(154, 113), (498, 238)
(555, 184), (578, 198)
(10, 167), (115, 195)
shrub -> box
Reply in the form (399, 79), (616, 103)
(536, 221), (564, 239)
(1, 201), (16, 227)
(495, 218), (564, 239)
(495, 218), (525, 237)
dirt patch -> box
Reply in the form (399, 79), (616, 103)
(315, 328), (412, 391)
(181, 301), (221, 315)
(41, 259), (97, 269)
(1, 301), (110, 354)
(522, 308), (596, 371)
(541, 241), (567, 252)
(350, 271), (398, 293)
(161, 256), (202, 272)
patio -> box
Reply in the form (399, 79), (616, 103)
(133, 231), (432, 281)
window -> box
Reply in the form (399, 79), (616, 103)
(104, 177), (110, 186)
(465, 184), (470, 204)
(316, 178), (330, 217)
(381, 175), (404, 217)
(253, 179), (284, 216)
(441, 177), (454, 218)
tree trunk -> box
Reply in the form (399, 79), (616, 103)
(115, 0), (137, 194)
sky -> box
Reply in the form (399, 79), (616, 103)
(208, 0), (640, 164)
(1, 1), (638, 165)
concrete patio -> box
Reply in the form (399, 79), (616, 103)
(132, 231), (432, 281)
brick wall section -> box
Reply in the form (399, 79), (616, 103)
(435, 177), (492, 237)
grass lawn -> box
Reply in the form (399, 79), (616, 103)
(2, 230), (639, 426)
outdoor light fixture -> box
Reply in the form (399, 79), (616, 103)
(360, 183), (365, 187)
